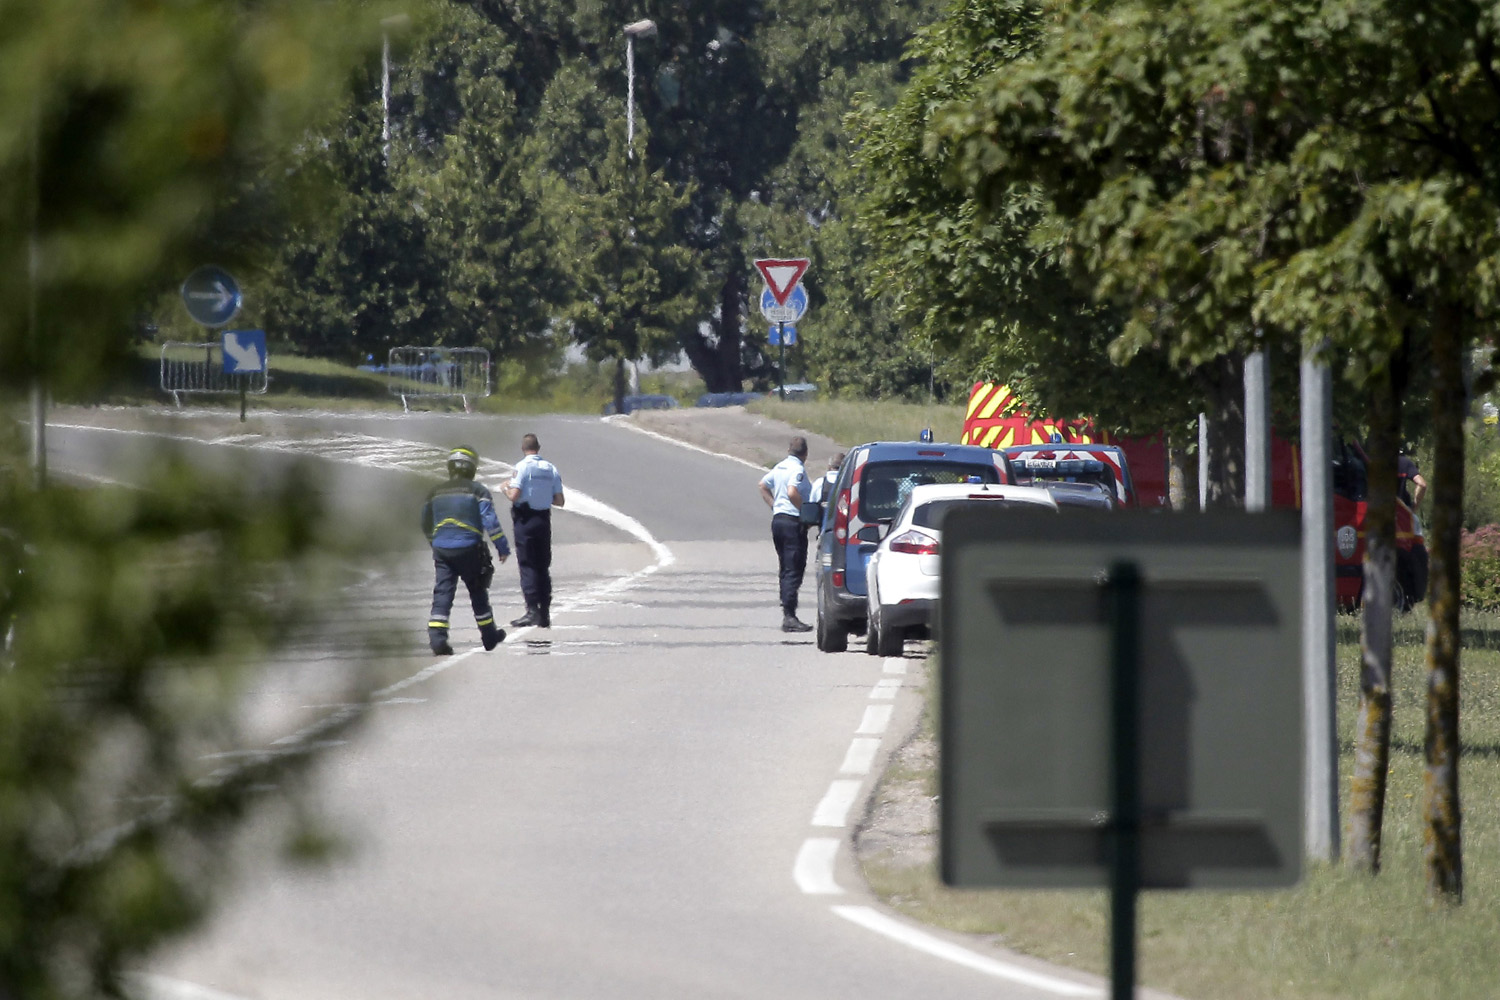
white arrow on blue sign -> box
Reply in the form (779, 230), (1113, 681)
(768, 324), (798, 346)
(182, 265), (242, 327)
(759, 284), (807, 324)
(221, 329), (267, 374)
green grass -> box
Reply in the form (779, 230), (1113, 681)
(748, 397), (968, 448)
(865, 608), (1500, 1000)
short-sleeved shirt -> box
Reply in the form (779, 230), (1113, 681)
(512, 454), (563, 510)
(761, 455), (809, 518)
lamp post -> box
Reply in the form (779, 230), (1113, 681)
(623, 19), (657, 160)
(381, 14), (410, 165)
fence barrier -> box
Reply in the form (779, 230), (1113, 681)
(383, 346), (491, 412)
(159, 341), (269, 407)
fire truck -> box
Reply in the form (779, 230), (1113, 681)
(961, 382), (1428, 609)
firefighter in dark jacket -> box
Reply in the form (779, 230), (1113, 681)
(421, 445), (509, 655)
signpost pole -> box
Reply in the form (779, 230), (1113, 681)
(1107, 561), (1142, 1000)
(239, 381), (247, 422)
(778, 322), (786, 401)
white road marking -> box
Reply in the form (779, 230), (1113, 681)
(855, 704), (894, 735)
(604, 415), (770, 471)
(133, 973), (253, 1000)
(838, 737), (881, 776)
(882, 659), (907, 674)
(831, 906), (1101, 997)
(871, 678), (902, 700)
(793, 838), (844, 895)
(811, 778), (863, 828)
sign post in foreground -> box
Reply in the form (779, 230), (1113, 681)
(941, 510), (1303, 999)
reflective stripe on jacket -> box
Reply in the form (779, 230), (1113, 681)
(422, 477), (510, 554)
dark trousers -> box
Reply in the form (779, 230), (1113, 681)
(429, 545), (497, 648)
(771, 513), (809, 616)
(512, 505), (553, 611)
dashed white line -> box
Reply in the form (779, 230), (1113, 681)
(838, 737), (881, 776)
(882, 659), (908, 675)
(855, 704), (894, 735)
(871, 678), (902, 700)
(811, 778), (863, 828)
(793, 838), (844, 895)
(831, 906), (1101, 997)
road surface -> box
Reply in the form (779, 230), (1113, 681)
(48, 409), (1106, 1000)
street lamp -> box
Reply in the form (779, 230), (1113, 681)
(381, 14), (411, 165)
(623, 19), (657, 160)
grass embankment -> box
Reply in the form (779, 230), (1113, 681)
(750, 397), (967, 447)
(864, 611), (1500, 1000)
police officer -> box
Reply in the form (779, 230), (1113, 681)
(422, 445), (509, 655)
(759, 436), (813, 632)
(807, 452), (845, 507)
(504, 433), (565, 629)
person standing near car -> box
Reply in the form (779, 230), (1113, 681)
(807, 452), (844, 507)
(759, 436), (813, 632)
(1398, 448), (1428, 509)
(422, 445), (508, 655)
(504, 433), (565, 629)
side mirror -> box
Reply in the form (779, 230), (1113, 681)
(856, 525), (883, 544)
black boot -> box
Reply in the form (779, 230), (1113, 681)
(781, 612), (812, 633)
(429, 627), (453, 655)
(481, 624), (506, 650)
(536, 606), (551, 629)
(510, 607), (538, 628)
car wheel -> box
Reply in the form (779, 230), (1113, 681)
(875, 607), (905, 658)
(818, 607), (848, 653)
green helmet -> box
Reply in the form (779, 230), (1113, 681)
(447, 445), (478, 478)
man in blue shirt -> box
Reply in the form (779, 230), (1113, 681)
(503, 433), (566, 629)
(421, 445), (509, 655)
(758, 436), (814, 632)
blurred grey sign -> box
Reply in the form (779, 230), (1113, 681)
(939, 510), (1303, 889)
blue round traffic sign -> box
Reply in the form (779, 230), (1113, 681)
(759, 284), (807, 324)
(181, 265), (242, 327)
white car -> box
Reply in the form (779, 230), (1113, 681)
(863, 482), (1058, 656)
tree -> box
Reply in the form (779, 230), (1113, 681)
(0, 2), (389, 993)
(920, 0), (1500, 899)
(552, 120), (700, 413)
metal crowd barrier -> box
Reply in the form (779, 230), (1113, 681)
(159, 341), (269, 407)
(384, 346), (491, 413)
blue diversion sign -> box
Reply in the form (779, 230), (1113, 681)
(221, 329), (267, 374)
(181, 265), (242, 327)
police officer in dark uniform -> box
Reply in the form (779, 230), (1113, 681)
(504, 433), (565, 629)
(422, 445), (509, 655)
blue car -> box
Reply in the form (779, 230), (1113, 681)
(811, 440), (1008, 653)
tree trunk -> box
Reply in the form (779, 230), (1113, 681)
(613, 355), (627, 417)
(1168, 428), (1196, 510)
(1348, 357), (1401, 873)
(677, 264), (746, 393)
(1198, 355), (1246, 508)
(1423, 302), (1465, 903)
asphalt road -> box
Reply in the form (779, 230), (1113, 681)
(47, 410), (1106, 1000)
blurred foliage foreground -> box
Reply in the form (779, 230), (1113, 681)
(0, 433), (385, 999)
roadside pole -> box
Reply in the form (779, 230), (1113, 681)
(1301, 348), (1339, 862)
(1106, 562), (1142, 1000)
(778, 321), (786, 401)
(1246, 345), (1270, 511)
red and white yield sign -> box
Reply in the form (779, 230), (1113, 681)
(754, 257), (810, 306)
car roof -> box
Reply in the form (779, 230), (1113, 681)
(903, 482), (1058, 510)
(1003, 442), (1126, 457)
(852, 441), (1004, 463)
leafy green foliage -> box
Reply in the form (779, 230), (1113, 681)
(1461, 525), (1500, 611)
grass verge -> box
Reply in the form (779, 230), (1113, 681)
(749, 397), (967, 448)
(863, 609), (1500, 1000)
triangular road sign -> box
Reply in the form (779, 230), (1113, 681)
(754, 257), (810, 306)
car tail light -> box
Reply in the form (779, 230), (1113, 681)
(833, 570), (845, 587)
(834, 490), (851, 543)
(888, 530), (939, 555)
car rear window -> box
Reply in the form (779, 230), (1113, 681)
(912, 497), (1030, 529)
(859, 461), (999, 522)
